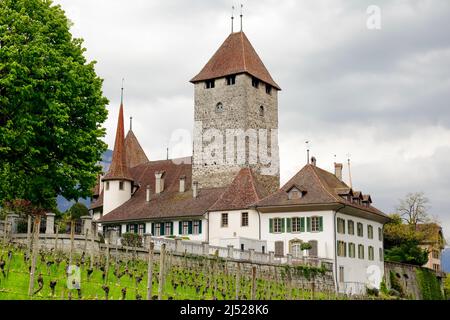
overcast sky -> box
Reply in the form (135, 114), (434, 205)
(53, 0), (450, 241)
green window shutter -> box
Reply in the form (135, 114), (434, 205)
(151, 223), (155, 235)
(179, 221), (182, 235)
(134, 224), (138, 234)
(281, 218), (285, 233)
(126, 224), (130, 233)
(344, 242), (347, 257)
(269, 219), (273, 233)
(286, 218), (292, 233)
(300, 217), (305, 232)
(160, 223), (165, 236)
(306, 217), (311, 232)
(342, 220), (345, 234)
(319, 217), (323, 232)
(188, 221), (193, 235)
(198, 220), (202, 234)
(143, 224), (146, 234)
(170, 222), (173, 235)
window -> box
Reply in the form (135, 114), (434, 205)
(368, 225), (374, 239)
(311, 216), (322, 232)
(252, 77), (259, 88)
(379, 248), (383, 261)
(433, 264), (440, 272)
(348, 220), (355, 235)
(259, 106), (265, 117)
(349, 243), (356, 258)
(191, 220), (200, 235)
(127, 224), (137, 234)
(205, 79), (215, 89)
(165, 223), (172, 236)
(358, 244), (365, 259)
(368, 246), (374, 261)
(105, 182), (110, 191)
(339, 266), (345, 283)
(275, 241), (284, 257)
(378, 227), (383, 241)
(337, 218), (346, 234)
(154, 223), (161, 236)
(292, 217), (301, 233)
(265, 84), (272, 95)
(241, 244), (245, 251)
(273, 218), (283, 233)
(138, 224), (145, 236)
(216, 102), (224, 113)
(221, 213), (228, 228)
(119, 181), (124, 190)
(337, 241), (347, 257)
(226, 75), (236, 85)
(290, 241), (302, 258)
(182, 221), (189, 235)
(357, 223), (364, 237)
(241, 212), (249, 227)
(432, 250), (440, 259)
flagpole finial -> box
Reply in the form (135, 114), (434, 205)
(231, 6), (235, 33)
(121, 78), (124, 105)
(240, 4), (243, 31)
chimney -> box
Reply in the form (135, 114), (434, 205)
(155, 171), (165, 194)
(146, 185), (151, 202)
(311, 156), (317, 166)
(192, 181), (198, 198)
(334, 163), (343, 181)
(179, 175), (186, 193)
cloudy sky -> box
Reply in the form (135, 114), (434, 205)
(53, 0), (450, 240)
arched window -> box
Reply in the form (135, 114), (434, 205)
(259, 105), (264, 117)
(216, 102), (224, 113)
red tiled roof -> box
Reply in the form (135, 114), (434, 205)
(103, 103), (133, 182)
(125, 130), (149, 168)
(98, 158), (226, 223)
(190, 32), (281, 90)
(209, 167), (269, 211)
(256, 164), (389, 220)
(91, 190), (103, 209)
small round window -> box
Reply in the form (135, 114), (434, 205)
(259, 105), (265, 117)
(216, 102), (224, 113)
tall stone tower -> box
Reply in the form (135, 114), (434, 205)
(190, 31), (281, 194)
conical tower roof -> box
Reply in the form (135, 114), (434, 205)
(103, 102), (133, 182)
(125, 129), (149, 168)
(190, 31), (281, 90)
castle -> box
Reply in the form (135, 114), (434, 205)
(91, 28), (390, 295)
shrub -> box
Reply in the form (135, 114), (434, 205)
(121, 233), (143, 247)
(389, 271), (405, 297)
(415, 268), (443, 300)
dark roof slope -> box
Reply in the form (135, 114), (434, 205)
(190, 32), (281, 90)
(209, 168), (269, 211)
(125, 130), (149, 168)
(256, 164), (389, 219)
(99, 158), (226, 223)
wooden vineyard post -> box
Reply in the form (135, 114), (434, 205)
(54, 223), (59, 253)
(83, 229), (88, 255)
(235, 262), (241, 300)
(26, 215), (32, 260)
(3, 217), (7, 244)
(146, 241), (154, 300)
(251, 266), (257, 300)
(90, 225), (95, 270)
(68, 220), (75, 267)
(158, 243), (166, 300)
(104, 243), (110, 284)
(28, 215), (41, 297)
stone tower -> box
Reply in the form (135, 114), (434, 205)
(190, 31), (281, 194)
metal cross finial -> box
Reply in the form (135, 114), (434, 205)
(130, 116), (133, 131)
(347, 153), (353, 188)
(305, 140), (310, 165)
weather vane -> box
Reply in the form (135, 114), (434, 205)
(240, 4), (243, 31)
(231, 6), (235, 33)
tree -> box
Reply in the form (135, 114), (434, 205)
(384, 241), (429, 266)
(396, 192), (430, 226)
(0, 0), (108, 210)
(67, 202), (89, 221)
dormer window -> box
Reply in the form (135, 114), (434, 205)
(105, 181), (110, 191)
(216, 102), (224, 113)
(119, 181), (124, 190)
(205, 80), (215, 89)
(288, 187), (305, 200)
(226, 75), (236, 85)
(252, 77), (259, 88)
(266, 84), (272, 95)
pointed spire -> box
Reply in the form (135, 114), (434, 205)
(103, 88), (133, 182)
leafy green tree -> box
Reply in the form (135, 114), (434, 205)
(384, 241), (429, 266)
(0, 0), (108, 210)
(67, 202), (89, 221)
